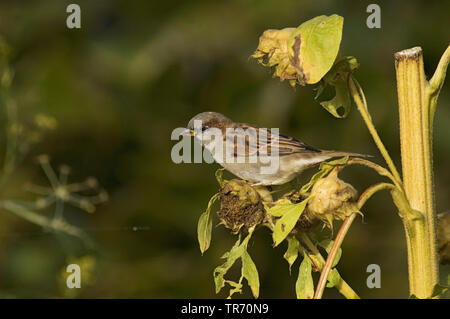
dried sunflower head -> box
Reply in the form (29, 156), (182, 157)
(252, 28), (299, 87)
(217, 179), (265, 233)
(307, 169), (359, 228)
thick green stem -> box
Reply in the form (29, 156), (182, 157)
(394, 46), (440, 298)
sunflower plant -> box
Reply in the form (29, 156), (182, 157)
(196, 15), (450, 299)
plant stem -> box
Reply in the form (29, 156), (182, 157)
(313, 182), (394, 299)
(346, 157), (396, 184)
(0, 200), (94, 248)
(299, 233), (359, 299)
(394, 46), (441, 298)
(0, 84), (18, 186)
(313, 214), (356, 299)
(348, 76), (403, 190)
(427, 45), (450, 126)
(265, 216), (360, 298)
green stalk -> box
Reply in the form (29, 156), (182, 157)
(299, 233), (359, 299)
(313, 214), (356, 299)
(313, 182), (394, 299)
(348, 77), (404, 191)
(394, 46), (446, 298)
(427, 45), (450, 127)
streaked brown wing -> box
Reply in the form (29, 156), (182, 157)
(225, 123), (321, 158)
(224, 124), (259, 158)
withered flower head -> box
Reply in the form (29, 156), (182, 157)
(252, 28), (299, 87)
(217, 179), (265, 233)
(252, 15), (344, 88)
(307, 169), (358, 228)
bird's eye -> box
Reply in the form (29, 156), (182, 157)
(201, 126), (208, 132)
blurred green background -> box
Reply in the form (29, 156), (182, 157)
(0, 0), (448, 298)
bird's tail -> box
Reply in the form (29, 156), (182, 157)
(321, 150), (372, 159)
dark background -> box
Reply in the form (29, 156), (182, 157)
(0, 0), (448, 298)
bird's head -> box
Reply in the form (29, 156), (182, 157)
(183, 112), (233, 143)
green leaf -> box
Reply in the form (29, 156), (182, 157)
(296, 254), (314, 299)
(241, 251), (260, 298)
(214, 237), (244, 293)
(300, 157), (349, 194)
(322, 56), (359, 86)
(213, 232), (253, 294)
(326, 268), (340, 288)
(431, 284), (449, 298)
(287, 15), (344, 85)
(319, 240), (342, 268)
(319, 80), (350, 118)
(265, 198), (295, 217)
(215, 168), (226, 186)
(197, 193), (219, 254)
(321, 156), (350, 167)
(283, 236), (300, 272)
(197, 212), (212, 254)
(316, 56), (359, 119)
(226, 279), (243, 298)
(300, 170), (328, 195)
(272, 197), (310, 247)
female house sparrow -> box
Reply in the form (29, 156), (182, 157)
(183, 112), (368, 186)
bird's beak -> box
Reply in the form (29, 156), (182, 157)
(181, 128), (195, 136)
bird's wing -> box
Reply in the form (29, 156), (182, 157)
(273, 133), (322, 155)
(224, 123), (321, 158)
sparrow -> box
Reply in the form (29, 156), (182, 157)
(183, 112), (369, 186)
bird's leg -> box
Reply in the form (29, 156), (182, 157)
(250, 181), (265, 187)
